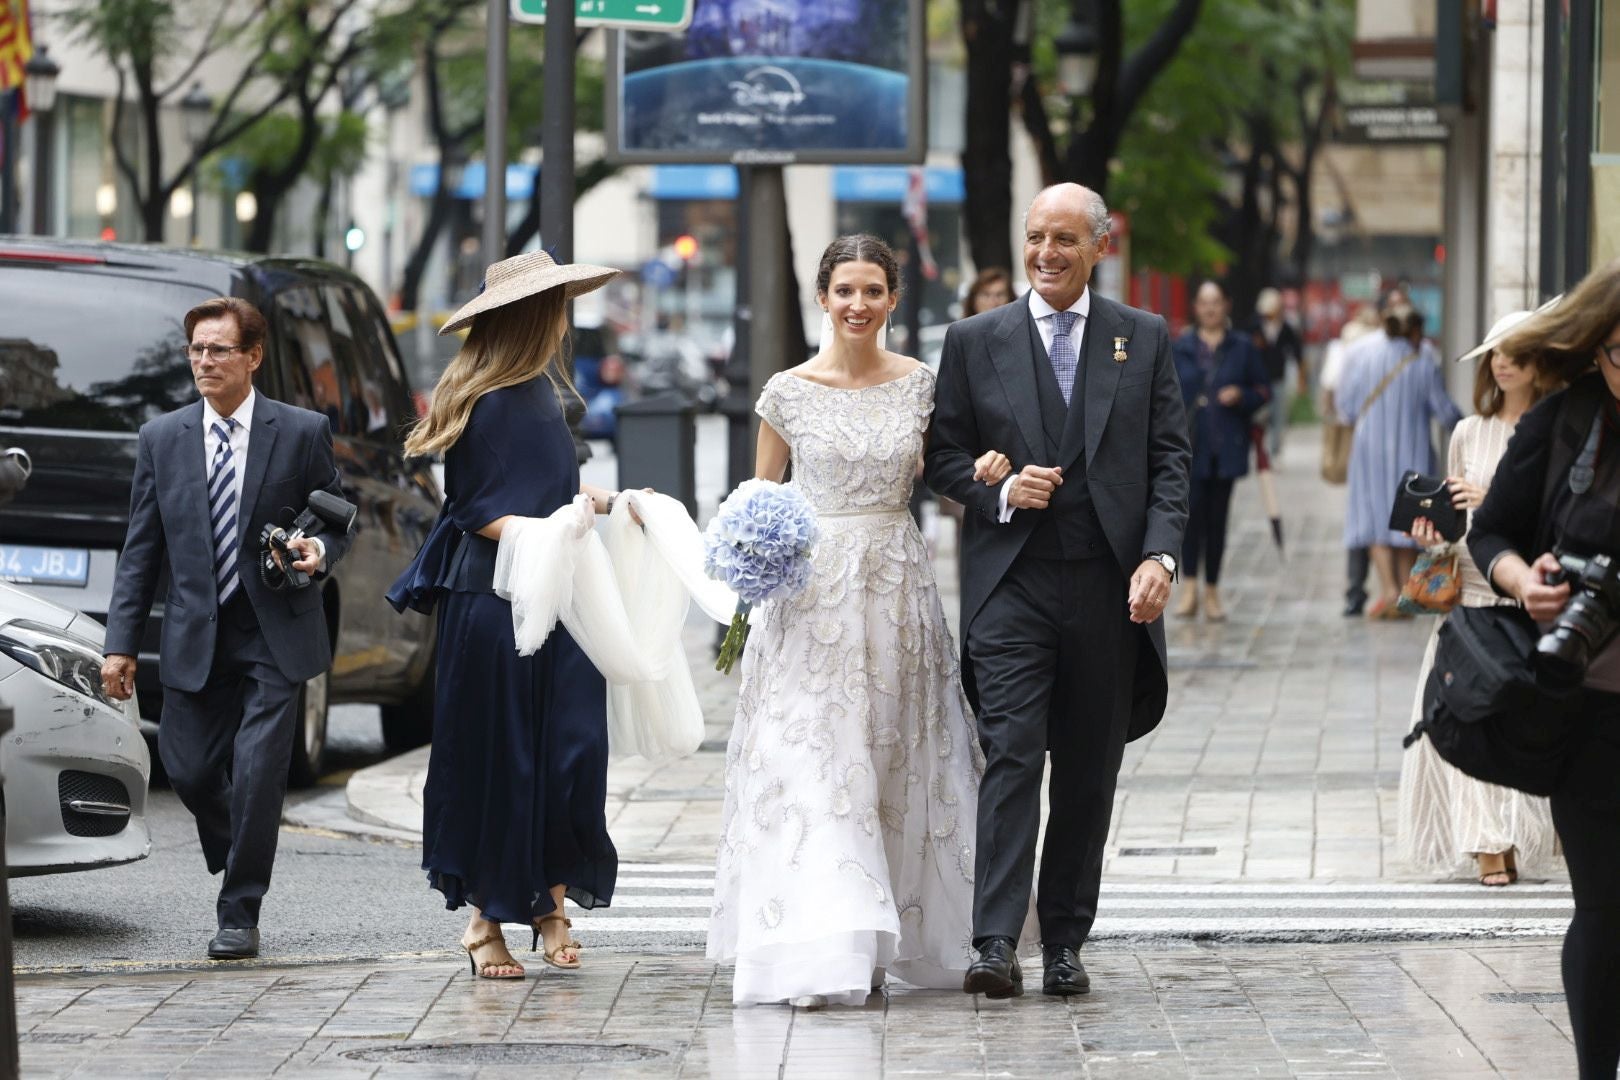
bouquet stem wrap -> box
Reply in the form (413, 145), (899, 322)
(493, 492), (736, 762)
(715, 602), (752, 675)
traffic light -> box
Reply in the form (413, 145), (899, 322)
(673, 234), (699, 261)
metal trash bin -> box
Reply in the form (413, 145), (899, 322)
(614, 395), (697, 519)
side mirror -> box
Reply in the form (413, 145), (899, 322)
(0, 448), (31, 508)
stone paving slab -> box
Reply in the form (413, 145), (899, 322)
(14, 940), (1575, 1079)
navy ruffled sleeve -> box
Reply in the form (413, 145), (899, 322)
(387, 380), (578, 615)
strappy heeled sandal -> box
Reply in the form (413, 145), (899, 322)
(530, 914), (582, 953)
(463, 932), (525, 980)
(532, 913), (581, 970)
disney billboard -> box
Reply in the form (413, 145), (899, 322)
(605, 0), (926, 165)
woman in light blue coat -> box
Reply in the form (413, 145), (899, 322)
(1337, 305), (1462, 618)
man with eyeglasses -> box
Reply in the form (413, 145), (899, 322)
(100, 296), (353, 960)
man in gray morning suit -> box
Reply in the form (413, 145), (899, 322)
(926, 184), (1191, 999)
(101, 297), (352, 959)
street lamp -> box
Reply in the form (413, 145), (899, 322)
(23, 46), (60, 236)
(1055, 0), (1101, 99)
(180, 81), (212, 246)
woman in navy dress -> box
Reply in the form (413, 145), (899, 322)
(388, 252), (625, 980)
(1170, 280), (1270, 621)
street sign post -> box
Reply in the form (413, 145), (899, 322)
(511, 0), (692, 30)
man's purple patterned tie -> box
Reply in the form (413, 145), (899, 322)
(1049, 310), (1079, 405)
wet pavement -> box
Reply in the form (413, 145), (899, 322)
(16, 941), (1572, 1078)
(12, 423), (1584, 1077)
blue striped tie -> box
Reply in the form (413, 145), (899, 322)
(1048, 310), (1080, 405)
(209, 418), (241, 605)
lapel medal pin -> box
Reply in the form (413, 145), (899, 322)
(1113, 337), (1128, 364)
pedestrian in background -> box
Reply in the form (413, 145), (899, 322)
(1466, 261), (1620, 1079)
(963, 267), (1014, 317)
(1333, 290), (1412, 615)
(1337, 305), (1461, 619)
(386, 252), (630, 981)
(1320, 306), (1383, 615)
(1171, 280), (1270, 622)
(1397, 310), (1559, 887)
(1251, 287), (1303, 457)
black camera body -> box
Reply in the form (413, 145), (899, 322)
(258, 490), (357, 591)
(1536, 548), (1620, 688)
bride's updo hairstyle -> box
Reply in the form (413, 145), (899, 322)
(816, 234), (902, 298)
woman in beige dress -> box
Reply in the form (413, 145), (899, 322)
(1397, 311), (1561, 886)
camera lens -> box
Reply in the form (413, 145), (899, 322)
(1535, 627), (1589, 690)
(1536, 592), (1619, 690)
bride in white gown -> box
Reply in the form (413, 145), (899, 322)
(707, 235), (1013, 1006)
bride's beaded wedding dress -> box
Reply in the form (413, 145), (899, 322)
(707, 366), (991, 1006)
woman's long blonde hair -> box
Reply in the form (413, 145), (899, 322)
(404, 287), (576, 457)
(1496, 258), (1620, 387)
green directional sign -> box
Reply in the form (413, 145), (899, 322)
(511, 0), (693, 31)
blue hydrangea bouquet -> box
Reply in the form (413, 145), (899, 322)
(702, 479), (820, 674)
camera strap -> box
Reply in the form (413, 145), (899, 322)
(1569, 409), (1602, 496)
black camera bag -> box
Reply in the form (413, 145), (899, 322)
(1405, 605), (1585, 796)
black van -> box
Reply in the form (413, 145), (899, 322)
(0, 239), (441, 784)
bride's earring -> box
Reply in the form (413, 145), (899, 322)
(818, 310), (834, 354)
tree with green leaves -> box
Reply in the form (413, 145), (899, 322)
(377, 6), (613, 311)
(956, 0), (1350, 308)
(57, 0), (371, 244)
(958, 0), (1203, 273)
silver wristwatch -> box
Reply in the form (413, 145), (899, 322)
(1146, 552), (1178, 578)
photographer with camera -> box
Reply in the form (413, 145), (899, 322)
(1468, 261), (1620, 1080)
(99, 297), (354, 961)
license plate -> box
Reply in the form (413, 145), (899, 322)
(0, 545), (90, 586)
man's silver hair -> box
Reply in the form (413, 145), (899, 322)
(1023, 184), (1111, 245)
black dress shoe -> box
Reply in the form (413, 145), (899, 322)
(207, 928), (260, 959)
(1041, 945), (1090, 996)
(962, 937), (1023, 999)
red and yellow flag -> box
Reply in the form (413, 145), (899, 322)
(0, 0), (34, 93)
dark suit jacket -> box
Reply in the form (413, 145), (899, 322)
(105, 393), (353, 691)
(1171, 329), (1270, 480)
(925, 290), (1191, 740)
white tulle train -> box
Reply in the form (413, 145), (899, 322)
(492, 491), (736, 762)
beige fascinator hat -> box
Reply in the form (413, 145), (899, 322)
(440, 250), (620, 336)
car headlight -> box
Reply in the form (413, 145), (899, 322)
(0, 620), (120, 709)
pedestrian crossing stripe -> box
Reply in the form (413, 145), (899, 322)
(581, 864), (1573, 943)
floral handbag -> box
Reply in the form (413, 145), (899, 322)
(1398, 549), (1461, 615)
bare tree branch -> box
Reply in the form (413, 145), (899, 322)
(1112, 0), (1203, 137)
(154, 0), (266, 99)
(108, 65), (144, 210)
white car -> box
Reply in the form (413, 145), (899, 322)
(0, 581), (151, 876)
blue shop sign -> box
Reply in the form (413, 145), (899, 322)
(832, 166), (964, 205)
(408, 162), (538, 200)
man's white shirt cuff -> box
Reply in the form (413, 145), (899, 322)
(310, 536), (327, 572)
(998, 477), (1016, 523)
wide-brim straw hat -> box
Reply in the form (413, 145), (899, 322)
(440, 250), (619, 336)
(1454, 294), (1562, 362)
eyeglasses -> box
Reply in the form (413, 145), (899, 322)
(185, 343), (245, 362)
(1602, 342), (1620, 368)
